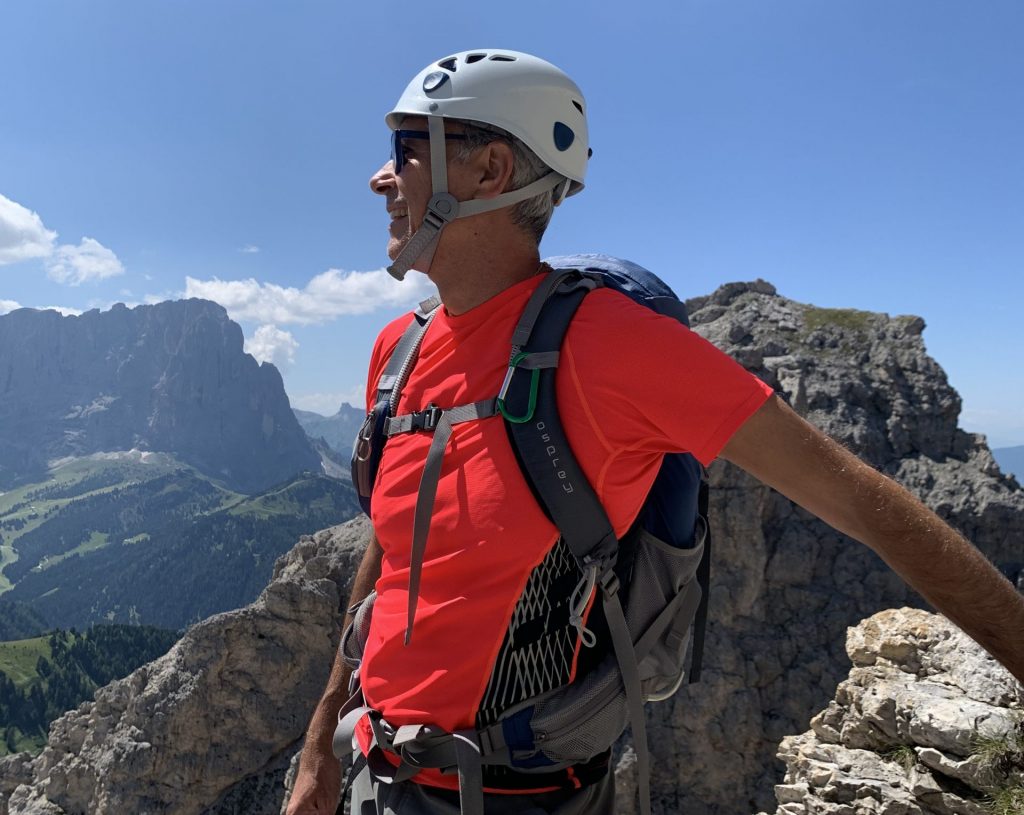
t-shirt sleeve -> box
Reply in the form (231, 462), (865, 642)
(564, 289), (774, 466)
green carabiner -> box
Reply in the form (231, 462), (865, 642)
(497, 351), (541, 424)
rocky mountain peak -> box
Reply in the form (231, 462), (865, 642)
(0, 299), (319, 493)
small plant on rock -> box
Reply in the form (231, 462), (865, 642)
(986, 782), (1024, 815)
(972, 716), (1024, 815)
(973, 717), (1024, 781)
(881, 743), (918, 774)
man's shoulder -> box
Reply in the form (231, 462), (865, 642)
(569, 286), (692, 342)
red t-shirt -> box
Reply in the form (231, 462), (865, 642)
(356, 272), (773, 789)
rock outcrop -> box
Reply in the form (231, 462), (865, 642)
(3, 282), (1021, 814)
(0, 517), (369, 815)
(638, 281), (1023, 815)
(0, 300), (320, 493)
(758, 608), (1023, 815)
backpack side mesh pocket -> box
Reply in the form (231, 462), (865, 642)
(511, 523), (706, 765)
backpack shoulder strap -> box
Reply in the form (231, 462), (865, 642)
(376, 294), (441, 408)
(500, 269), (618, 571)
(503, 268), (655, 815)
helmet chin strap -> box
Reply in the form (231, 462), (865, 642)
(387, 115), (566, 281)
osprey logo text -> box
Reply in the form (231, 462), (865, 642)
(536, 421), (574, 494)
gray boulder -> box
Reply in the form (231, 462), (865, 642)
(758, 608), (1023, 815)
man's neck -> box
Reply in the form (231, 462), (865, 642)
(428, 242), (541, 317)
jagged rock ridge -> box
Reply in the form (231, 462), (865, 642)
(0, 299), (319, 494)
(758, 608), (1023, 815)
(2, 281), (1021, 814)
(645, 281), (1023, 814)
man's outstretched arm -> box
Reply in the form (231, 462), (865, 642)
(286, 534), (383, 815)
(721, 394), (1024, 684)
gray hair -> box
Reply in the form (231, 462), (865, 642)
(450, 122), (556, 244)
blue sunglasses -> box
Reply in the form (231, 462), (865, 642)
(390, 129), (469, 175)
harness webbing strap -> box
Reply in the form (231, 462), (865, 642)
(429, 115), (449, 195)
(405, 398), (499, 645)
(602, 582), (651, 815)
(336, 706), (500, 815)
(689, 479), (711, 682)
(453, 731), (485, 815)
(457, 171), (564, 219)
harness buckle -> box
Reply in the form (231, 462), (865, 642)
(411, 404), (443, 432)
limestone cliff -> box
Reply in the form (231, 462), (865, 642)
(0, 299), (320, 493)
(619, 281), (1022, 814)
(2, 281), (1021, 814)
(757, 608), (1023, 815)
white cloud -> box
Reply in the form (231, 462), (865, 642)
(244, 324), (299, 369)
(40, 305), (83, 317)
(0, 300), (80, 317)
(46, 237), (125, 286)
(291, 386), (367, 415)
(185, 268), (436, 326)
(240, 244), (260, 254)
(0, 194), (57, 264)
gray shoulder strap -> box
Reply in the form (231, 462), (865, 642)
(375, 300), (439, 408)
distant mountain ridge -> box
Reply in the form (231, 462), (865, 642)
(0, 300), (319, 493)
(293, 403), (364, 458)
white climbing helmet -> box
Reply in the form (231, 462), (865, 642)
(386, 49), (589, 194)
(383, 49), (590, 280)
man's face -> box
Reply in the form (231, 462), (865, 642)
(369, 117), (476, 263)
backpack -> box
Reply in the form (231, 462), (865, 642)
(341, 255), (711, 815)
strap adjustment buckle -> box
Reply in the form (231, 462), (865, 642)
(411, 404), (443, 432)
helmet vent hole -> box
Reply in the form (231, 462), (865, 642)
(572, 100), (584, 114)
(438, 57), (458, 72)
(553, 122), (575, 151)
(489, 54), (516, 62)
(466, 53), (486, 64)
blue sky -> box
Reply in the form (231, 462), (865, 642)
(2, 1), (1022, 447)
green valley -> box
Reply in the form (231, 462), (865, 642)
(0, 625), (180, 756)
(0, 453), (360, 631)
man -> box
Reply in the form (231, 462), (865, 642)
(288, 50), (1024, 815)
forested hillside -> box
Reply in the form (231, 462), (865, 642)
(6, 472), (360, 630)
(0, 601), (48, 641)
(0, 625), (179, 756)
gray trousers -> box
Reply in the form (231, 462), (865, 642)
(349, 765), (615, 815)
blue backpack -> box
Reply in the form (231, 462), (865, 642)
(345, 255), (710, 815)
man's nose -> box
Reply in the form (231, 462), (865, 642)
(369, 161), (395, 195)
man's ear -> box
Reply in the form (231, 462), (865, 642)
(473, 140), (516, 200)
